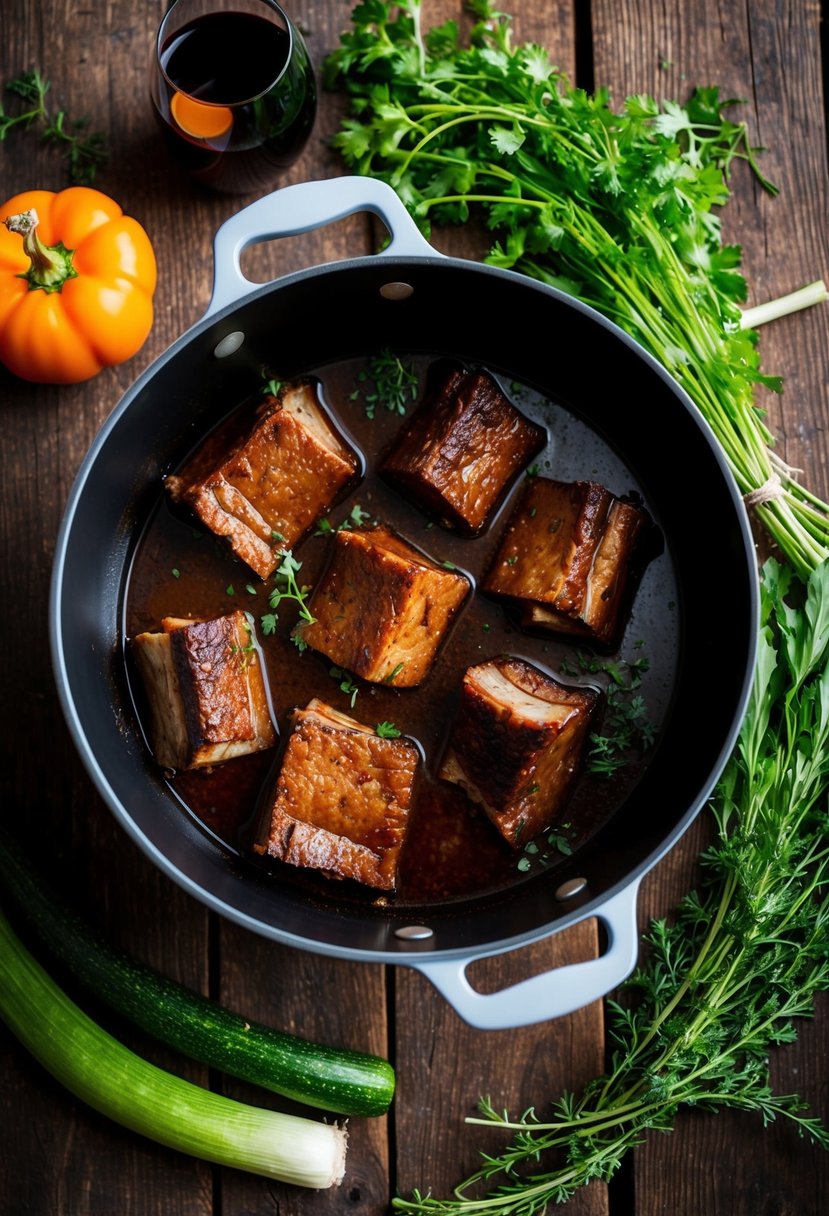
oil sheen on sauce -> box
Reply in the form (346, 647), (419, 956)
(123, 355), (680, 908)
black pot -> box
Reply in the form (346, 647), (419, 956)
(50, 177), (758, 1028)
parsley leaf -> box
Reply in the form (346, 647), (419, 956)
(375, 721), (402, 738)
(330, 665), (359, 707)
(259, 549), (315, 639)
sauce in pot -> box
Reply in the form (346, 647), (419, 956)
(123, 354), (680, 907)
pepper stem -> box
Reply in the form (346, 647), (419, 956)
(4, 209), (77, 293)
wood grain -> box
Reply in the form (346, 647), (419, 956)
(1, 0), (827, 1213)
(591, 2), (829, 1213)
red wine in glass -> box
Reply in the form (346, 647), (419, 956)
(151, 0), (317, 194)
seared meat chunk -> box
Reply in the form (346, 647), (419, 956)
(131, 610), (276, 770)
(254, 698), (419, 891)
(296, 524), (470, 687)
(379, 364), (546, 533)
(439, 656), (599, 848)
(165, 379), (358, 580)
(483, 477), (654, 649)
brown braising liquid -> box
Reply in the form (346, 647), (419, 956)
(123, 355), (680, 908)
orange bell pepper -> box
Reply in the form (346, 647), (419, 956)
(0, 186), (157, 385)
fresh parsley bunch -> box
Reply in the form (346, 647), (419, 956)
(324, 0), (829, 578)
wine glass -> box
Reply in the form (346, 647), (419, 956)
(150, 0), (317, 195)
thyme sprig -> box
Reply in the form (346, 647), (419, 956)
(0, 70), (107, 184)
(393, 557), (829, 1214)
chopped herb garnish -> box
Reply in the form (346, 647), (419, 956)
(383, 662), (405, 684)
(245, 584), (257, 596)
(517, 824), (577, 872)
(262, 378), (283, 397)
(559, 650), (655, 776)
(354, 348), (418, 419)
(229, 627), (256, 670)
(330, 666), (359, 707)
(314, 503), (372, 536)
(171, 568), (181, 579)
(546, 832), (573, 856)
(375, 721), (402, 739)
(225, 584), (235, 596)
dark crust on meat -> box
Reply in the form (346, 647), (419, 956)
(439, 656), (599, 846)
(131, 610), (276, 770)
(483, 477), (657, 649)
(380, 364), (546, 533)
(255, 701), (420, 890)
(169, 614), (258, 748)
(297, 524), (470, 686)
(165, 379), (358, 580)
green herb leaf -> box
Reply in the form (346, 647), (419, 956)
(315, 503), (373, 537)
(330, 666), (359, 707)
(391, 558), (829, 1213)
(354, 348), (418, 419)
(259, 549), (315, 638)
(375, 721), (402, 738)
(1, 70), (107, 183)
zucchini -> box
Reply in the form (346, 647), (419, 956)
(0, 903), (347, 1186)
(0, 831), (394, 1117)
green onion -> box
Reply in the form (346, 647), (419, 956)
(0, 830), (395, 1117)
(0, 906), (347, 1187)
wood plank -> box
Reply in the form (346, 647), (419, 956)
(0, 0), (217, 1210)
(394, 944), (608, 1216)
(3, 1), (827, 1214)
(217, 939), (391, 1216)
(590, 2), (829, 1212)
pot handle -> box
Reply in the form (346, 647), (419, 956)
(207, 175), (437, 315)
(410, 879), (642, 1030)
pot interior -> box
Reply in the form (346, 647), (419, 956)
(51, 256), (757, 960)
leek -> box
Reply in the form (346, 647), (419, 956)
(0, 905), (347, 1188)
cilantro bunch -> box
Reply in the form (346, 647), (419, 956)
(324, 0), (829, 577)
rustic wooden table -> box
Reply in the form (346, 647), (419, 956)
(2, 1), (828, 1213)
